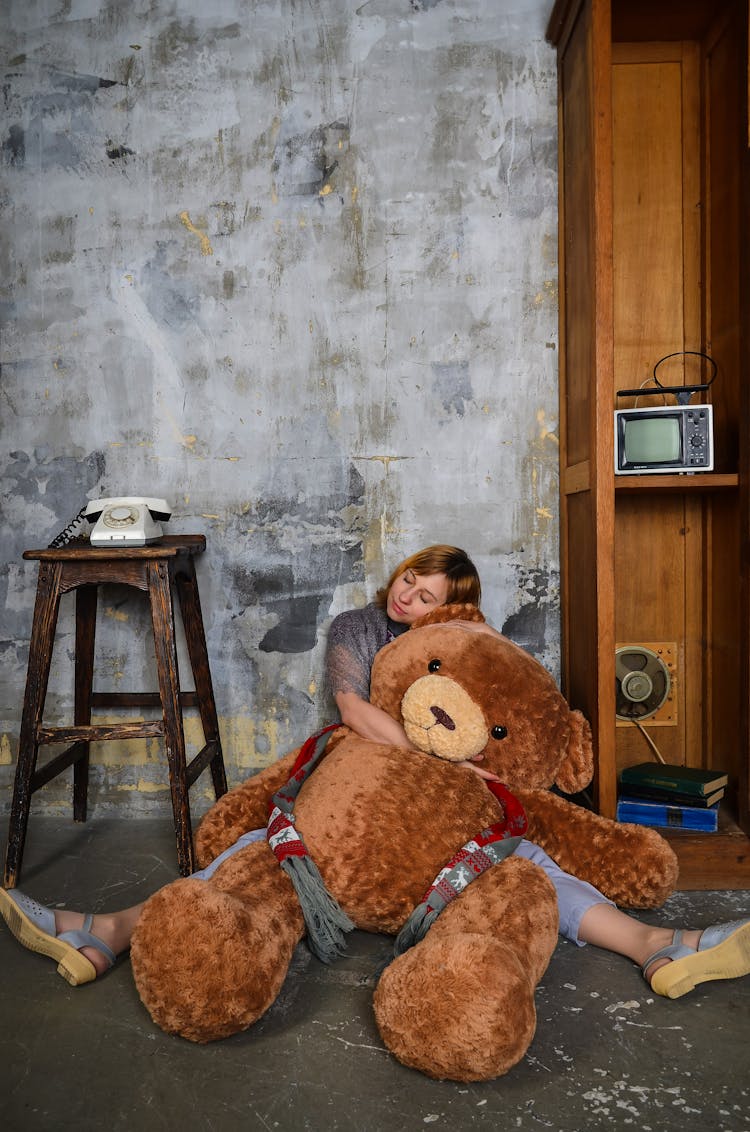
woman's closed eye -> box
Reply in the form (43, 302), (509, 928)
(405, 570), (437, 604)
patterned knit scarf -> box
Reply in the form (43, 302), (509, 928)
(267, 725), (355, 964)
(393, 780), (527, 955)
(267, 726), (528, 964)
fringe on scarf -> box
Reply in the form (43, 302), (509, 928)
(268, 726), (355, 964)
(279, 854), (355, 964)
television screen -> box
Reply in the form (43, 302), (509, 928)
(623, 416), (681, 465)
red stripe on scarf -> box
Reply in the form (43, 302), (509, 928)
(485, 780), (528, 838)
(290, 723), (340, 778)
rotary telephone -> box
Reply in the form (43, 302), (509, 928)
(48, 497), (172, 548)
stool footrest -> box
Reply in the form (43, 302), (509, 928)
(31, 741), (89, 792)
(186, 740), (221, 787)
(91, 692), (199, 709)
(38, 721), (165, 745)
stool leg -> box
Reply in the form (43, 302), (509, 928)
(148, 560), (195, 876)
(73, 585), (97, 822)
(173, 557), (228, 800)
(4, 562), (63, 888)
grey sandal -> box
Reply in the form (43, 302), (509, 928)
(0, 887), (116, 986)
(643, 918), (750, 999)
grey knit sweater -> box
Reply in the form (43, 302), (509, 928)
(325, 603), (408, 700)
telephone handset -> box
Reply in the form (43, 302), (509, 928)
(47, 497), (172, 549)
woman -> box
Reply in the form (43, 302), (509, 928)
(326, 544), (491, 766)
(1, 544), (749, 998)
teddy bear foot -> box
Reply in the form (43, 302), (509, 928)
(373, 931), (537, 1081)
(131, 871), (304, 1043)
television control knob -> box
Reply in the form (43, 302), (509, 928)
(690, 433), (704, 448)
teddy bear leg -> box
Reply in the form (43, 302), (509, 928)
(375, 932), (536, 1081)
(373, 857), (559, 1081)
(131, 843), (305, 1043)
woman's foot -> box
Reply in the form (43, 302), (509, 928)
(642, 918), (750, 998)
(0, 888), (118, 985)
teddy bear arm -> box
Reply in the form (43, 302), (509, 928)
(194, 748), (301, 867)
(514, 788), (679, 908)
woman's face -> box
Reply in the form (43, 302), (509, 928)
(386, 568), (449, 625)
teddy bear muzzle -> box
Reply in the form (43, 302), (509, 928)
(401, 674), (488, 761)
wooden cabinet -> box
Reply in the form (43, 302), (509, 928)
(547, 0), (750, 887)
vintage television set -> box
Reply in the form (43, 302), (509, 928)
(614, 353), (716, 476)
(614, 399), (713, 475)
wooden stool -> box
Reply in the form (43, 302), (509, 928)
(3, 535), (228, 887)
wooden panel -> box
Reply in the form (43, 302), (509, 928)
(559, 6), (596, 469)
(611, 43), (706, 782)
(708, 496), (743, 811)
(564, 493), (601, 723)
(738, 0), (750, 836)
(556, 0), (618, 816)
(614, 495), (705, 771)
(666, 827), (750, 888)
(612, 1), (723, 42)
(562, 460), (591, 495)
(612, 45), (701, 398)
(705, 7), (748, 836)
(706, 9), (743, 472)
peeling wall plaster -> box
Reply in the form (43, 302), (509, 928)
(0, 0), (560, 816)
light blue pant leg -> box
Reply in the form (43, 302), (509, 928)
(192, 828), (266, 881)
(514, 839), (614, 946)
(193, 833), (611, 946)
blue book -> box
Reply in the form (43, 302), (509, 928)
(616, 795), (719, 832)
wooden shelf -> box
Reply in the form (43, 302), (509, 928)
(664, 827), (750, 890)
(615, 473), (738, 493)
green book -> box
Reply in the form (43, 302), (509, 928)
(619, 762), (728, 797)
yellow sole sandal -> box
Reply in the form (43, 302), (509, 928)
(0, 887), (116, 986)
(644, 919), (750, 999)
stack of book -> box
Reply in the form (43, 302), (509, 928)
(616, 762), (728, 832)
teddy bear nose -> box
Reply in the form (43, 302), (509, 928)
(430, 705), (456, 731)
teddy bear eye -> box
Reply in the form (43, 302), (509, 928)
(428, 658), (442, 673)
(491, 725), (508, 740)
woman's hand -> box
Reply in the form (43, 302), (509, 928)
(450, 620), (503, 639)
(458, 759), (502, 782)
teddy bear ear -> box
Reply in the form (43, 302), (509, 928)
(410, 603), (485, 630)
(553, 709), (594, 794)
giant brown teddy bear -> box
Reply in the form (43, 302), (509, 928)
(131, 605), (679, 1081)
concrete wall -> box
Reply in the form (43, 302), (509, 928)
(0, 0), (559, 818)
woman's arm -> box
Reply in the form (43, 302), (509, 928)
(335, 690), (415, 748)
(327, 607), (501, 776)
(336, 690), (500, 781)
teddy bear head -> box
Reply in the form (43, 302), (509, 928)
(369, 604), (593, 794)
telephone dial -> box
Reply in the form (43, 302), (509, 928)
(48, 497), (172, 548)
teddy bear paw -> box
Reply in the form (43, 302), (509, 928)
(373, 931), (537, 1081)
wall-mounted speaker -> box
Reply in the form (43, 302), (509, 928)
(615, 644), (672, 721)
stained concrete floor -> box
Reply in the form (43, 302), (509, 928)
(0, 815), (749, 1132)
